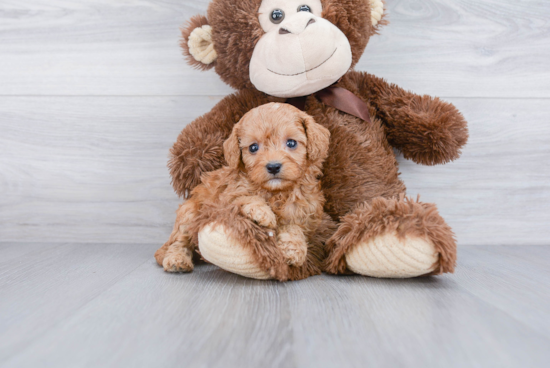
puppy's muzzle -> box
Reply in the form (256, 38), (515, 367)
(266, 162), (282, 175)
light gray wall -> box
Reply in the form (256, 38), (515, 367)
(1, 0), (549, 245)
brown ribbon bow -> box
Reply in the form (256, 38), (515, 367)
(286, 86), (371, 124)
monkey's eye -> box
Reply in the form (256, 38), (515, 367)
(249, 143), (259, 153)
(270, 9), (285, 24)
(297, 5), (311, 12)
(286, 139), (298, 149)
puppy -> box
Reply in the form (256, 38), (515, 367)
(155, 102), (331, 273)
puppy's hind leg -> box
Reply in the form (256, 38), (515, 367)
(156, 198), (199, 273)
(154, 239), (171, 266)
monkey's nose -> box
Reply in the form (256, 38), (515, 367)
(279, 18), (316, 35)
(266, 162), (282, 175)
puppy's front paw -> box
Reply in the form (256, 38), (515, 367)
(242, 204), (277, 228)
(277, 232), (308, 267)
(162, 250), (194, 273)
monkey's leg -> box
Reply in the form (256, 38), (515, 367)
(325, 196), (456, 278)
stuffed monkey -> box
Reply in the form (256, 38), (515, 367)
(156, 0), (468, 280)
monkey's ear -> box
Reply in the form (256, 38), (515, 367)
(370, 0), (385, 27)
(180, 15), (217, 70)
(223, 124), (242, 169)
(301, 113), (331, 165)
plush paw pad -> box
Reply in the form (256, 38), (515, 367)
(198, 224), (271, 279)
(344, 232), (439, 278)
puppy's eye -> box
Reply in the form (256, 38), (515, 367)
(270, 9), (285, 24)
(297, 5), (311, 12)
(286, 139), (298, 149)
(249, 143), (259, 153)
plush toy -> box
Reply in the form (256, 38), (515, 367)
(156, 0), (469, 280)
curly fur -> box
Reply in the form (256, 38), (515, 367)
(324, 195), (457, 275)
(157, 103), (336, 281)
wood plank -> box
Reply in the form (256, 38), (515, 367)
(0, 0), (548, 97)
(1, 96), (549, 246)
(0, 242), (63, 264)
(0, 96), (219, 244)
(400, 97), (550, 246)
(0, 242), (153, 363)
(453, 245), (550, 339)
(0, 0), (231, 96)
(488, 244), (550, 270)
(2, 245), (549, 368)
(285, 273), (549, 368)
(363, 0), (550, 98)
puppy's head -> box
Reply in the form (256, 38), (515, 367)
(224, 103), (330, 192)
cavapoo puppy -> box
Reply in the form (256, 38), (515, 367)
(155, 102), (331, 274)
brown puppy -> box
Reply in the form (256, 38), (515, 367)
(155, 103), (331, 273)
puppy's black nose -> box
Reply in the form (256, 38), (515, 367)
(266, 162), (282, 175)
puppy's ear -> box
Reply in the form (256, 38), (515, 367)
(301, 113), (331, 164)
(181, 15), (217, 70)
(223, 124), (241, 169)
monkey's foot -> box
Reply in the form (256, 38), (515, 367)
(325, 196), (456, 278)
(344, 232), (438, 278)
(198, 224), (271, 280)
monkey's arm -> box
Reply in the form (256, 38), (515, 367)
(169, 90), (268, 197)
(350, 71), (469, 165)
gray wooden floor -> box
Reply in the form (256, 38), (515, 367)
(1, 243), (549, 368)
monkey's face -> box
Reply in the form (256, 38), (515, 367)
(250, 0), (352, 98)
(181, 0), (382, 96)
